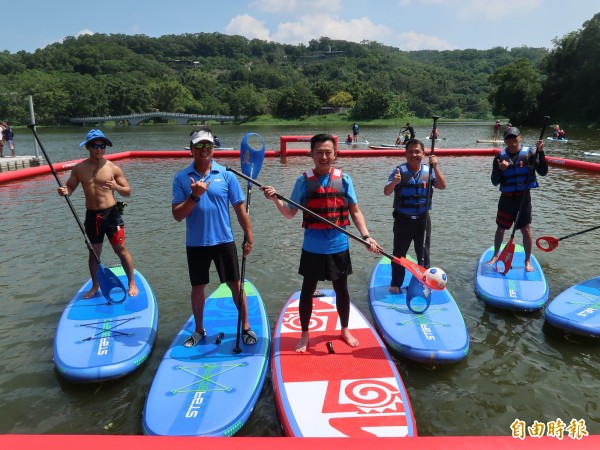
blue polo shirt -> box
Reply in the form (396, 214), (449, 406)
(172, 160), (245, 246)
(289, 170), (358, 254)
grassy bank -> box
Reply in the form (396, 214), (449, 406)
(242, 113), (448, 127)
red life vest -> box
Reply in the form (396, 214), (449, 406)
(301, 168), (350, 229)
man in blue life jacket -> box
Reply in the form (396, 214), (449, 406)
(487, 127), (548, 272)
(383, 139), (447, 294)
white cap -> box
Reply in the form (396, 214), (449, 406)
(190, 130), (214, 144)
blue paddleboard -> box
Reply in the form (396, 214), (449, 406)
(475, 245), (549, 311)
(545, 276), (600, 337)
(53, 267), (158, 383)
(142, 280), (269, 436)
(368, 257), (469, 364)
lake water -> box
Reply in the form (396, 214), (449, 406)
(1, 123), (599, 436)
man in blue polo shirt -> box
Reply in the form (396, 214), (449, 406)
(172, 128), (256, 347)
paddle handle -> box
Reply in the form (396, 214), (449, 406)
(28, 124), (102, 265)
(429, 115), (440, 156)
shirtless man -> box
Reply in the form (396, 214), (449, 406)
(58, 129), (138, 298)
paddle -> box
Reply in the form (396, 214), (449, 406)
(405, 115), (440, 313)
(496, 116), (550, 274)
(225, 167), (445, 291)
(536, 224), (600, 252)
(233, 132), (266, 354)
(27, 124), (127, 303)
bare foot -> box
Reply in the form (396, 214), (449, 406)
(487, 256), (499, 266)
(341, 328), (359, 347)
(295, 332), (310, 353)
(525, 261), (534, 272)
(84, 285), (100, 299)
(389, 286), (400, 294)
(128, 282), (139, 297)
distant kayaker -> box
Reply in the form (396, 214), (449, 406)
(487, 127), (548, 272)
(493, 120), (501, 140)
(552, 124), (567, 140)
(2, 121), (16, 157)
(345, 134), (353, 144)
(400, 123), (415, 143)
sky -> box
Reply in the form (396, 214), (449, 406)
(3, 1), (599, 54)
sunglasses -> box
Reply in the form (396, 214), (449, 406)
(89, 143), (107, 150)
(193, 142), (214, 149)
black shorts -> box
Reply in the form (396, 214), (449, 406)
(84, 206), (125, 245)
(186, 241), (240, 286)
(496, 192), (532, 230)
(298, 249), (352, 281)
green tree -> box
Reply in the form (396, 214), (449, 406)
(328, 91), (354, 108)
(488, 58), (543, 123)
(99, 74), (154, 115)
(273, 83), (321, 119)
(540, 13), (600, 123)
(351, 88), (390, 120)
(228, 85), (268, 118)
(149, 76), (192, 112)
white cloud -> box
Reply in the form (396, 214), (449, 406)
(225, 15), (272, 41)
(397, 31), (453, 51)
(76, 29), (94, 37)
(226, 13), (453, 50)
(272, 15), (394, 45)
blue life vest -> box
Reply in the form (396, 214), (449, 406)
(301, 168), (350, 229)
(498, 147), (538, 193)
(392, 163), (433, 216)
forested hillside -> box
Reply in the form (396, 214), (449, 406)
(1, 13), (599, 127)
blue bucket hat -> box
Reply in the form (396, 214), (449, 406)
(80, 129), (113, 148)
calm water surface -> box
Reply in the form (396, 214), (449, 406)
(1, 124), (599, 436)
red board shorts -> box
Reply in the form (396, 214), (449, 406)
(84, 205), (126, 245)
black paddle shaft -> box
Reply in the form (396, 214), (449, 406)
(233, 184), (253, 354)
(27, 124), (102, 265)
(557, 224), (600, 242)
(419, 115), (440, 266)
(508, 116), (550, 240)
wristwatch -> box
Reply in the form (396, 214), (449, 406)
(362, 234), (370, 240)
(189, 193), (200, 203)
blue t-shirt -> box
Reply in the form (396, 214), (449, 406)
(172, 160), (245, 246)
(289, 170), (358, 254)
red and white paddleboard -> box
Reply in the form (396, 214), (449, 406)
(271, 289), (417, 437)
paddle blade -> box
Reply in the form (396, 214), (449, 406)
(496, 239), (515, 275)
(240, 132), (266, 181)
(391, 256), (444, 291)
(406, 274), (432, 314)
(97, 264), (127, 304)
(536, 236), (559, 252)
